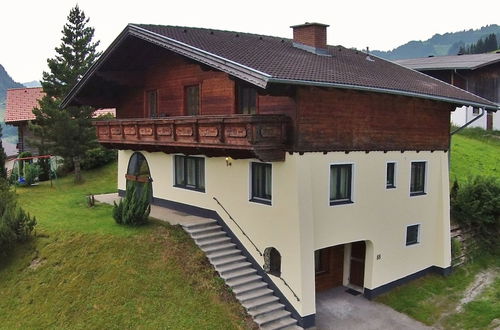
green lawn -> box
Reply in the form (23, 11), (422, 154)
(0, 163), (252, 329)
(376, 255), (500, 329)
(450, 133), (500, 182)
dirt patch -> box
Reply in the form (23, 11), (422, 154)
(28, 257), (46, 270)
(456, 268), (498, 312)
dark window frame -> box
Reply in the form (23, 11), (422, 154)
(145, 89), (158, 118)
(184, 84), (200, 116)
(314, 249), (329, 275)
(410, 161), (426, 196)
(386, 162), (396, 189)
(250, 162), (272, 205)
(330, 164), (353, 206)
(237, 85), (257, 114)
(264, 247), (281, 277)
(406, 224), (420, 246)
(174, 155), (205, 192)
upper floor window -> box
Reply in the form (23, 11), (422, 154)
(330, 164), (353, 205)
(174, 155), (205, 192)
(386, 162), (396, 189)
(410, 161), (426, 196)
(237, 86), (257, 114)
(250, 162), (272, 205)
(146, 90), (158, 117)
(185, 85), (200, 115)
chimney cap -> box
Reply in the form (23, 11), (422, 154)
(290, 22), (330, 28)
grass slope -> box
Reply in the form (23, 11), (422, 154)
(450, 134), (499, 182)
(0, 163), (252, 329)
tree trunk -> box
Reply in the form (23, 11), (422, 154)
(73, 155), (82, 183)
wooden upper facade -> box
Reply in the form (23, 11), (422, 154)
(65, 24), (498, 161)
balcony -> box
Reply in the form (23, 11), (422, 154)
(93, 114), (290, 161)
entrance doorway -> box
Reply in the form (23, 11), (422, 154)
(314, 241), (367, 292)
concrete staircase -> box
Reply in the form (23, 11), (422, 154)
(183, 219), (303, 330)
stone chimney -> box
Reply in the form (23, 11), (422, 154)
(290, 22), (329, 51)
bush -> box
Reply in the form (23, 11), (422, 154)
(0, 179), (37, 254)
(451, 176), (500, 250)
(113, 181), (151, 226)
(81, 146), (117, 170)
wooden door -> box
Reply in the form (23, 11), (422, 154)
(349, 241), (366, 287)
(315, 245), (344, 292)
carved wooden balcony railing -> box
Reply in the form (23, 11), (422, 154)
(93, 114), (290, 161)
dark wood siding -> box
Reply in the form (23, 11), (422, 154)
(315, 245), (344, 292)
(294, 87), (452, 151)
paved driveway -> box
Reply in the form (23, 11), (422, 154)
(315, 287), (432, 330)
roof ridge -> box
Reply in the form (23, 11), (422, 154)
(7, 86), (43, 91)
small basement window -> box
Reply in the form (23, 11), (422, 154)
(264, 247), (281, 277)
(406, 224), (420, 246)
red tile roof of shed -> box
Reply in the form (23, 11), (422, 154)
(5, 87), (43, 123)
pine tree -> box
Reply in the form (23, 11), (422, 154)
(32, 5), (101, 183)
(0, 126), (7, 179)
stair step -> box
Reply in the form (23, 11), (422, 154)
(255, 309), (291, 326)
(197, 236), (232, 247)
(237, 288), (274, 302)
(260, 317), (297, 330)
(186, 223), (220, 233)
(216, 261), (252, 274)
(183, 219), (217, 230)
(243, 294), (280, 310)
(211, 254), (246, 267)
(191, 230), (226, 240)
(208, 249), (241, 261)
(232, 280), (267, 295)
(221, 267), (256, 280)
(247, 302), (284, 318)
(226, 274), (262, 287)
(202, 242), (236, 253)
(280, 326), (303, 330)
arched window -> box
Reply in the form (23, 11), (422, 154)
(126, 152), (151, 182)
(263, 247), (281, 277)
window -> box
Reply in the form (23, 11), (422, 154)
(406, 224), (420, 246)
(146, 90), (158, 117)
(330, 164), (353, 205)
(174, 155), (205, 192)
(472, 107), (480, 115)
(386, 162), (396, 189)
(250, 162), (272, 204)
(410, 161), (426, 196)
(185, 85), (200, 115)
(263, 247), (281, 277)
(237, 86), (257, 114)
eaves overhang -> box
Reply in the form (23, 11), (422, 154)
(61, 24), (272, 108)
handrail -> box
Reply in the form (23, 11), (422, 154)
(278, 276), (300, 302)
(213, 196), (262, 256)
(213, 196), (300, 301)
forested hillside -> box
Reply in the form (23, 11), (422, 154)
(373, 24), (500, 60)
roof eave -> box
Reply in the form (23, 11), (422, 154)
(267, 78), (500, 111)
(61, 24), (272, 108)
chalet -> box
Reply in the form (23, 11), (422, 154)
(396, 54), (500, 130)
(62, 23), (497, 329)
(5, 87), (115, 155)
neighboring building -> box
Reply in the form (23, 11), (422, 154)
(62, 23), (497, 328)
(5, 87), (115, 155)
(396, 54), (500, 130)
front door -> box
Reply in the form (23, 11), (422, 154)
(315, 245), (344, 292)
(349, 241), (366, 288)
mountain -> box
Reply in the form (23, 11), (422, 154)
(373, 24), (500, 60)
(0, 64), (22, 142)
(23, 80), (42, 88)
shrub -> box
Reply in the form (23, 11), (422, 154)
(81, 146), (117, 170)
(0, 178), (37, 254)
(451, 176), (500, 250)
(113, 181), (151, 226)
(24, 163), (41, 186)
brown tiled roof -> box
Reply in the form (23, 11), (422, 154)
(5, 87), (43, 123)
(62, 24), (498, 110)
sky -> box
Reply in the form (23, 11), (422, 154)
(1, 0), (498, 83)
